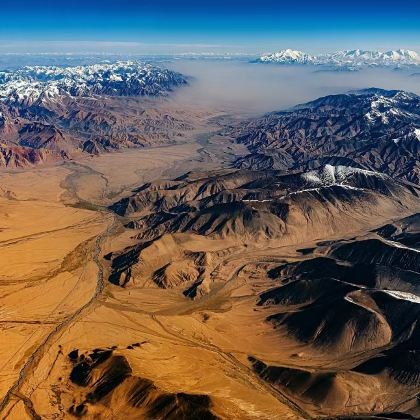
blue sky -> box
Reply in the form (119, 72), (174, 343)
(1, 0), (419, 54)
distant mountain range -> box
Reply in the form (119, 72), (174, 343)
(0, 61), (188, 106)
(0, 62), (194, 167)
(255, 48), (420, 68)
(232, 88), (420, 184)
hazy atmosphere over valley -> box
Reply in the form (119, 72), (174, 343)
(168, 61), (420, 113)
(0, 1), (419, 419)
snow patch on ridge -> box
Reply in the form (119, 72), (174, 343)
(383, 290), (420, 304)
(302, 165), (384, 186)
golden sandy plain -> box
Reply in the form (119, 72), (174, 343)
(0, 134), (299, 419)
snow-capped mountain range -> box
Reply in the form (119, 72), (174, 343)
(256, 48), (420, 67)
(0, 61), (188, 106)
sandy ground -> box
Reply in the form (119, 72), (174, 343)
(0, 165), (109, 399)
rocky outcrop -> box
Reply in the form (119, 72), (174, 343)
(66, 347), (218, 419)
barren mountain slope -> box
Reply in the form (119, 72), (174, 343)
(98, 165), (420, 418)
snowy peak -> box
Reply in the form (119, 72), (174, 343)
(256, 48), (420, 67)
(382, 49), (419, 61)
(258, 49), (314, 64)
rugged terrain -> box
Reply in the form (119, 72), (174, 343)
(233, 88), (420, 184)
(0, 79), (419, 419)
